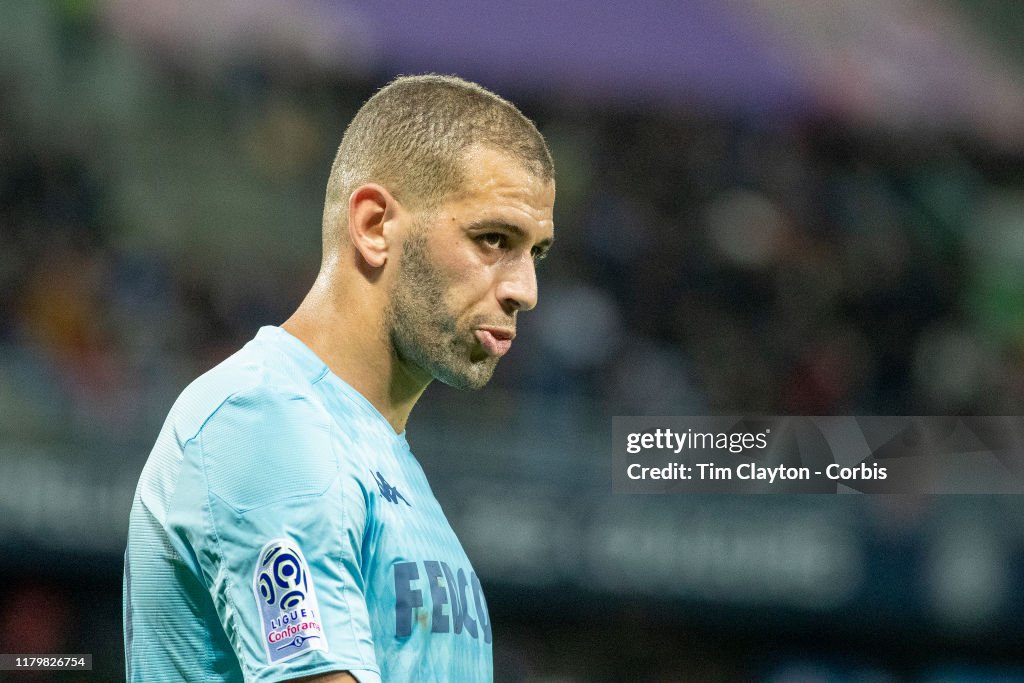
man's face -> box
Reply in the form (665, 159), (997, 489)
(386, 145), (555, 390)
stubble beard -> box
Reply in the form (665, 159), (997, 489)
(385, 229), (499, 391)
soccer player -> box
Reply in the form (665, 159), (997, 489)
(123, 75), (555, 682)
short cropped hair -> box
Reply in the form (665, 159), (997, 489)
(322, 74), (554, 255)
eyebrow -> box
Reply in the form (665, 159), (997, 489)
(467, 220), (554, 256)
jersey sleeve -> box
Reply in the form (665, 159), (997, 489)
(167, 385), (381, 683)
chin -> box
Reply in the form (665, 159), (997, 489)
(433, 359), (498, 391)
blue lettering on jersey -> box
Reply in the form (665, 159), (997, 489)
(423, 561), (449, 633)
(441, 563), (467, 636)
(394, 562), (423, 637)
(394, 560), (490, 642)
(372, 470), (411, 506)
(471, 570), (492, 644)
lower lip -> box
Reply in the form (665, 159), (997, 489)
(475, 330), (512, 358)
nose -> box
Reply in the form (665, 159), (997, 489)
(496, 256), (538, 314)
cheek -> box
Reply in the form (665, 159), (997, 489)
(433, 248), (496, 307)
(442, 279), (488, 318)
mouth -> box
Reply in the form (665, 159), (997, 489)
(474, 327), (515, 358)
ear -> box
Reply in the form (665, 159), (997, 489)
(348, 184), (398, 268)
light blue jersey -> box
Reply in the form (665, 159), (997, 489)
(123, 326), (493, 682)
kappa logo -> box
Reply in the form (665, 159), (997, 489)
(253, 539), (328, 662)
(371, 470), (411, 506)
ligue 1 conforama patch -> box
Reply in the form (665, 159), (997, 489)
(253, 538), (328, 663)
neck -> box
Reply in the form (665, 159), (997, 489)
(281, 279), (429, 434)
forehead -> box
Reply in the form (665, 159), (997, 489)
(442, 145), (555, 234)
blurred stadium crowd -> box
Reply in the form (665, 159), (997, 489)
(2, 2), (1024, 681)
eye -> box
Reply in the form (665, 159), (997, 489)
(478, 233), (508, 249)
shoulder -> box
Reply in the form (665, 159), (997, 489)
(172, 339), (339, 512)
(168, 337), (324, 438)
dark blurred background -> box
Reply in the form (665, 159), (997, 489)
(3, 0), (1024, 681)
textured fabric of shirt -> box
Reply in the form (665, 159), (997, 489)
(123, 326), (493, 682)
